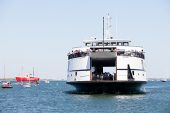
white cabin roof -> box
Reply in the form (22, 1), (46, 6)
(83, 39), (131, 43)
(83, 38), (131, 47)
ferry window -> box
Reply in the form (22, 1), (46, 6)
(123, 42), (129, 46)
(111, 42), (116, 46)
(92, 42), (97, 46)
(98, 42), (103, 46)
(75, 72), (77, 76)
(85, 43), (91, 46)
(105, 42), (109, 46)
(117, 42), (122, 46)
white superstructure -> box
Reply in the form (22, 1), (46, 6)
(67, 38), (146, 82)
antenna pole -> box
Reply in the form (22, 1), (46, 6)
(21, 66), (23, 75)
(115, 16), (117, 38)
(103, 17), (104, 51)
(4, 64), (5, 80)
(33, 67), (34, 77)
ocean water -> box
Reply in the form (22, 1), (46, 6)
(0, 81), (170, 113)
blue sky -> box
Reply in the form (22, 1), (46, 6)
(0, 0), (170, 79)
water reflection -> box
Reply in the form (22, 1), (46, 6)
(114, 94), (145, 100)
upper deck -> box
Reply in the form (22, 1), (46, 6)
(83, 38), (131, 47)
(68, 38), (145, 60)
(82, 38), (144, 52)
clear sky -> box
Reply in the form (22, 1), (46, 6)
(0, 0), (170, 79)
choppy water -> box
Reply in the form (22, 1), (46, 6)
(0, 81), (170, 113)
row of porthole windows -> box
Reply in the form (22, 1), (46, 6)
(85, 42), (129, 47)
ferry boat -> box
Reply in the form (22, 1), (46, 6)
(67, 15), (147, 93)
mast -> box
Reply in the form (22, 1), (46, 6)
(4, 64), (5, 80)
(103, 16), (104, 51)
(21, 66), (24, 75)
(106, 13), (112, 39)
(33, 67), (34, 77)
(115, 16), (117, 38)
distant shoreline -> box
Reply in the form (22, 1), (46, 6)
(147, 78), (170, 81)
(0, 78), (66, 81)
(1, 77), (169, 81)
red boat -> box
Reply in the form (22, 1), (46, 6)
(16, 76), (40, 82)
(16, 68), (40, 83)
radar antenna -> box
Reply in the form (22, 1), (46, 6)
(105, 13), (113, 39)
